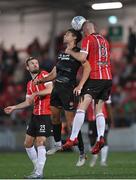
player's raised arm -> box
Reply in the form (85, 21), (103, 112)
(65, 48), (87, 63)
(34, 67), (56, 85)
(4, 97), (33, 114)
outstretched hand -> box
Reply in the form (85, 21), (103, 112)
(4, 106), (16, 114)
(73, 85), (82, 96)
(73, 85), (84, 103)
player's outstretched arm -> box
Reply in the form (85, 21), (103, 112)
(65, 49), (87, 63)
(74, 61), (91, 96)
(34, 67), (57, 85)
(4, 97), (32, 114)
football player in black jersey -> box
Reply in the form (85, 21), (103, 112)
(34, 29), (90, 166)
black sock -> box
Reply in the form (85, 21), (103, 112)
(53, 123), (62, 142)
(77, 130), (84, 155)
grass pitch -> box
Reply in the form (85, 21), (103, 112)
(0, 151), (136, 179)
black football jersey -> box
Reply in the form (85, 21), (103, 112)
(56, 47), (81, 86)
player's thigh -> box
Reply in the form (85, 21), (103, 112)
(35, 136), (47, 146)
(50, 106), (62, 124)
(50, 87), (62, 111)
(95, 100), (104, 114)
(64, 110), (75, 127)
(26, 115), (36, 143)
(24, 134), (35, 148)
(60, 87), (75, 111)
(78, 94), (92, 111)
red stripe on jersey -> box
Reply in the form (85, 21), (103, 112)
(26, 70), (51, 115)
(81, 33), (112, 80)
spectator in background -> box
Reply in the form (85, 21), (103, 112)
(40, 51), (54, 72)
(127, 27), (136, 63)
(27, 38), (42, 57)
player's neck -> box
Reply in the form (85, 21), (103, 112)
(67, 42), (76, 50)
(86, 29), (95, 36)
(31, 73), (39, 80)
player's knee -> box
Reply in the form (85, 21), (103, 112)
(24, 140), (33, 148)
(35, 139), (45, 147)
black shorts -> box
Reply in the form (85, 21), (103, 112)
(82, 79), (112, 101)
(26, 114), (53, 137)
(50, 82), (75, 111)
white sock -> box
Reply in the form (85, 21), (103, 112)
(96, 113), (105, 140)
(55, 141), (62, 147)
(70, 109), (85, 141)
(25, 146), (37, 169)
(92, 154), (98, 162)
(36, 146), (46, 176)
(101, 145), (109, 163)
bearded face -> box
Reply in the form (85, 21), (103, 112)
(27, 59), (40, 74)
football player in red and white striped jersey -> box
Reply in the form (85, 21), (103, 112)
(63, 19), (112, 155)
(4, 57), (53, 179)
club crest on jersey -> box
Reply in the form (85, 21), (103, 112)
(100, 45), (107, 57)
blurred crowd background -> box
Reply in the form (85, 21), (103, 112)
(0, 0), (135, 150)
(0, 24), (135, 128)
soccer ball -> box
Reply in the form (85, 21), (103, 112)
(71, 16), (86, 31)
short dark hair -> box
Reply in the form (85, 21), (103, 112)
(25, 57), (38, 66)
(67, 28), (82, 44)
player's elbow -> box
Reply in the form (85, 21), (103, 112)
(27, 99), (32, 106)
(88, 63), (91, 73)
(45, 83), (53, 95)
(48, 86), (53, 94)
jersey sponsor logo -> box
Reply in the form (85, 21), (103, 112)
(58, 54), (70, 61)
(97, 61), (108, 66)
(39, 125), (46, 133)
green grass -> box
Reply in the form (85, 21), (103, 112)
(0, 152), (136, 179)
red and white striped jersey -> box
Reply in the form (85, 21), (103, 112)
(81, 33), (112, 80)
(26, 70), (51, 115)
